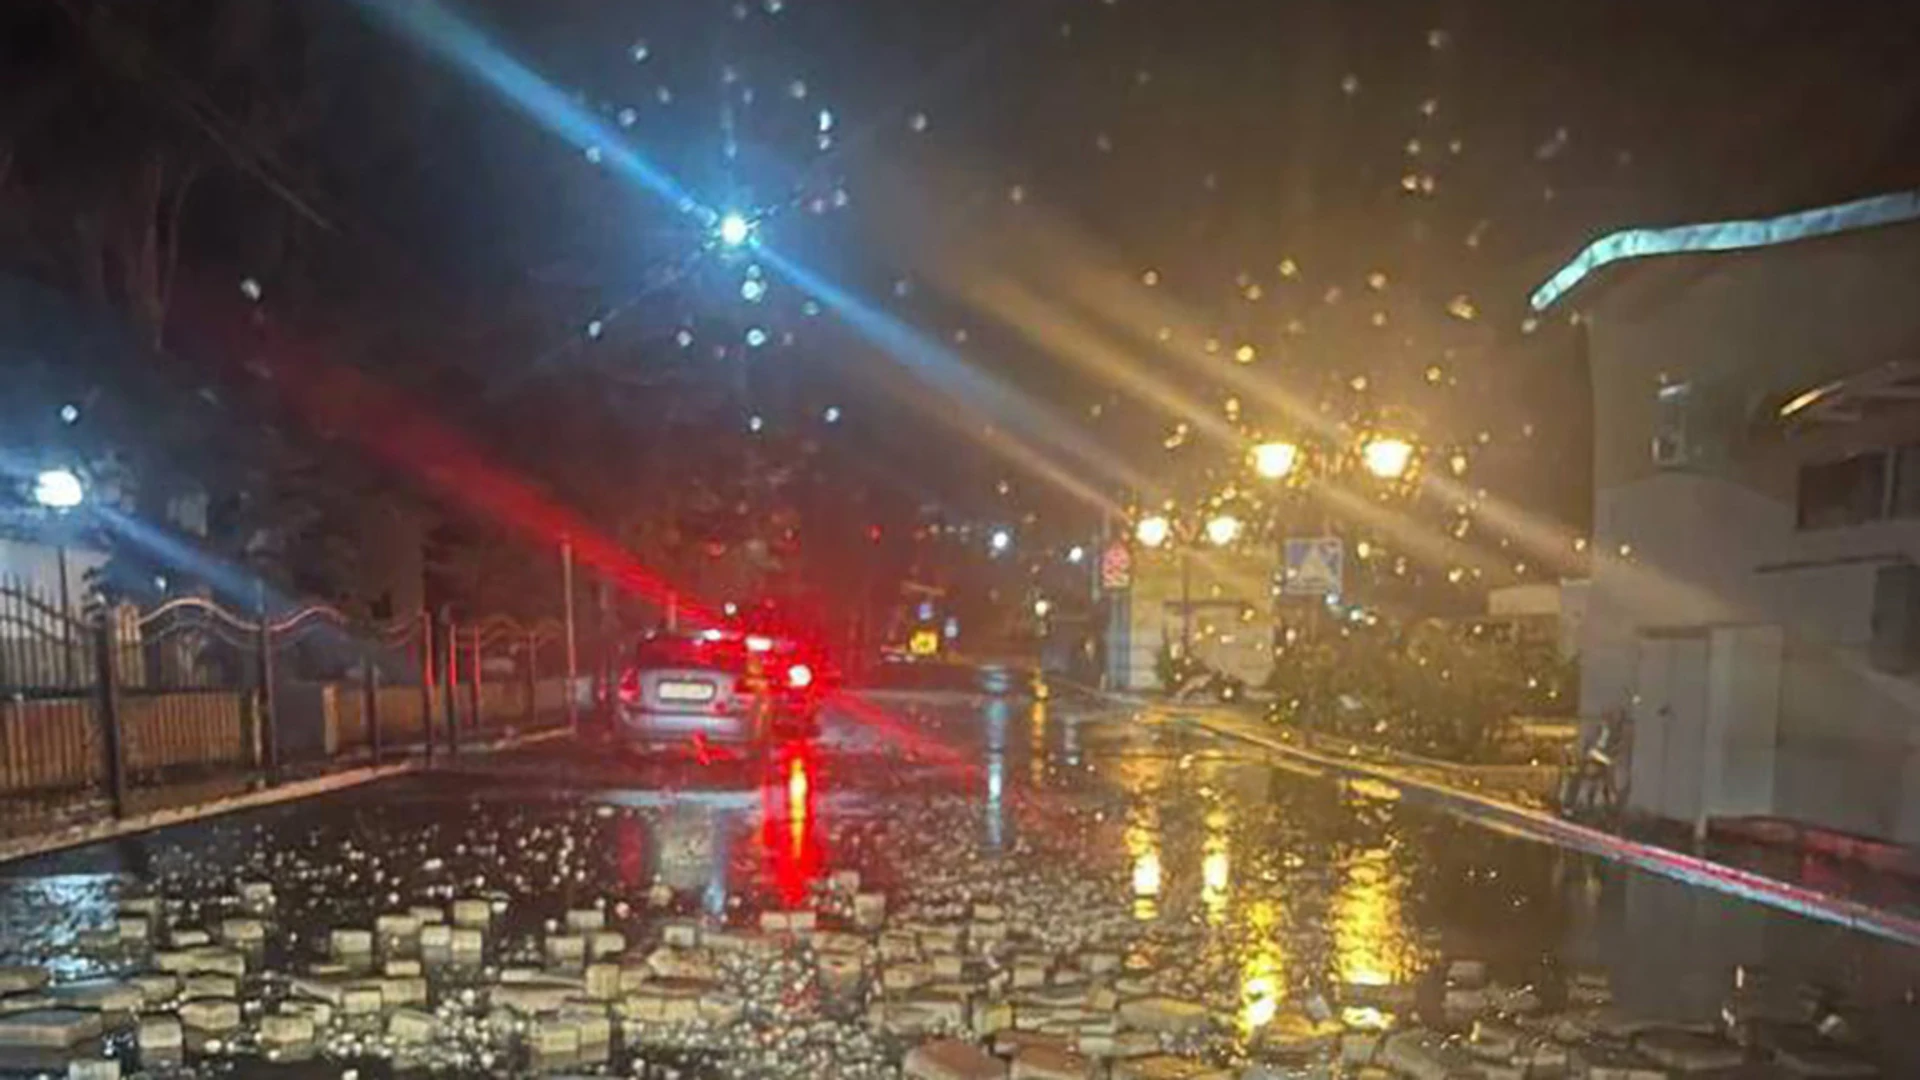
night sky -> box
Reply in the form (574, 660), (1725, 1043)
(11, 0), (1920, 603)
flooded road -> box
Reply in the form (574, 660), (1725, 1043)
(1, 683), (1914, 1075)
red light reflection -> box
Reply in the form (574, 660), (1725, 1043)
(760, 740), (825, 906)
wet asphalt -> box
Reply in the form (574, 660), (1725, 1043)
(2, 676), (1918, 1073)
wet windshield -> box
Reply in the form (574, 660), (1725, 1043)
(3, 1), (1919, 1076)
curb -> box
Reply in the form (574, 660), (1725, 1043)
(0, 725), (573, 867)
(1163, 709), (1920, 949)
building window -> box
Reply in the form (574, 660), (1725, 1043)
(1796, 452), (1888, 529)
(1892, 445), (1920, 519)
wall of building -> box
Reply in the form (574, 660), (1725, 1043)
(1581, 220), (1920, 843)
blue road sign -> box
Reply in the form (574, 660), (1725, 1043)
(1282, 537), (1343, 596)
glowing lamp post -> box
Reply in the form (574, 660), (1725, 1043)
(1135, 515), (1172, 549)
(1361, 436), (1416, 480)
(1251, 441), (1300, 481)
(1204, 514), (1242, 547)
(33, 468), (84, 510)
(717, 212), (754, 248)
(31, 468), (85, 685)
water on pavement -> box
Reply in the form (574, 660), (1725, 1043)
(1, 683), (1915, 1074)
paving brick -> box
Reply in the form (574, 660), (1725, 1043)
(903, 1037), (1008, 1080)
(0, 1009), (105, 1048)
(178, 998), (241, 1032)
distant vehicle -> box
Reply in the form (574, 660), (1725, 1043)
(613, 629), (831, 755)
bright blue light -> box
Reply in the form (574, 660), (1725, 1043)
(33, 469), (83, 510)
(353, 0), (698, 213)
(718, 213), (753, 248)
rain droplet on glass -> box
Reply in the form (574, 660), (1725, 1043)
(1366, 271), (1389, 290)
(617, 107), (638, 127)
(908, 112), (929, 133)
(1340, 73), (1361, 95)
(789, 80), (808, 100)
(584, 145), (604, 164)
(655, 86), (673, 104)
(746, 327), (769, 348)
(741, 279), (767, 303)
(1008, 184), (1026, 204)
(586, 319), (605, 339)
(1141, 269), (1159, 286)
(818, 108), (835, 132)
(239, 277), (262, 301)
(1447, 295), (1478, 321)
(675, 328), (694, 348)
(630, 41), (651, 63)
(1428, 28), (1451, 49)
(1234, 344), (1257, 364)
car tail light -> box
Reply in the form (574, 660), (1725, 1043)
(618, 669), (641, 705)
(786, 663), (814, 689)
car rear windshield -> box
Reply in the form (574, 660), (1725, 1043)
(631, 636), (749, 672)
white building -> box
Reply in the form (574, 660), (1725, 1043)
(1541, 190), (1920, 843)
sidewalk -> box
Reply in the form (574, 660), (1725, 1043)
(1140, 701), (1920, 948)
(0, 722), (571, 865)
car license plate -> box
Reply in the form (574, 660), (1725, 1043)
(657, 680), (716, 703)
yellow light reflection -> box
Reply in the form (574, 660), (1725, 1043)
(1201, 807), (1231, 926)
(1238, 898), (1287, 1036)
(1332, 848), (1414, 989)
(1030, 701), (1048, 784)
(1127, 821), (1161, 920)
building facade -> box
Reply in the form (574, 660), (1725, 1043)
(1553, 195), (1920, 843)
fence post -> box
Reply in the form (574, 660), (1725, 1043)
(91, 610), (127, 819)
(523, 631), (537, 729)
(442, 612), (460, 756)
(363, 644), (382, 766)
(469, 625), (483, 732)
(418, 611), (435, 763)
(256, 613), (280, 786)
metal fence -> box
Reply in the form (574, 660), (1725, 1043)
(0, 575), (575, 821)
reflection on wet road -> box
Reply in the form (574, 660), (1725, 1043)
(2, 683), (1916, 1072)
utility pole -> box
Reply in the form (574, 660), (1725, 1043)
(561, 534), (579, 731)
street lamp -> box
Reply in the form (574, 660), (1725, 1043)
(1204, 514), (1242, 547)
(1361, 436), (1416, 480)
(1135, 515), (1172, 549)
(1251, 441), (1300, 481)
(31, 468), (85, 686)
(33, 468), (84, 510)
(717, 212), (753, 248)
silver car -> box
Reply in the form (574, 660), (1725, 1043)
(613, 630), (823, 753)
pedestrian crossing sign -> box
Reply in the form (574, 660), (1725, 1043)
(1282, 536), (1343, 596)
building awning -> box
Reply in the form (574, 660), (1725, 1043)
(1530, 189), (1920, 312)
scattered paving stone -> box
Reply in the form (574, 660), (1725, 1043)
(1110, 1054), (1231, 1079)
(1771, 1044), (1880, 1078)
(178, 998), (241, 1032)
(0, 1009), (105, 1048)
(65, 1057), (119, 1080)
(451, 899), (491, 928)
(386, 1008), (437, 1043)
(329, 928), (374, 959)
(218, 918), (266, 946)
(1635, 1029), (1746, 1073)
(1118, 995), (1210, 1034)
(904, 1037), (1008, 1080)
(260, 1012), (317, 1046)
(136, 1014), (183, 1053)
(1383, 1029), (1485, 1080)
(151, 947), (245, 977)
(1011, 1043), (1092, 1079)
